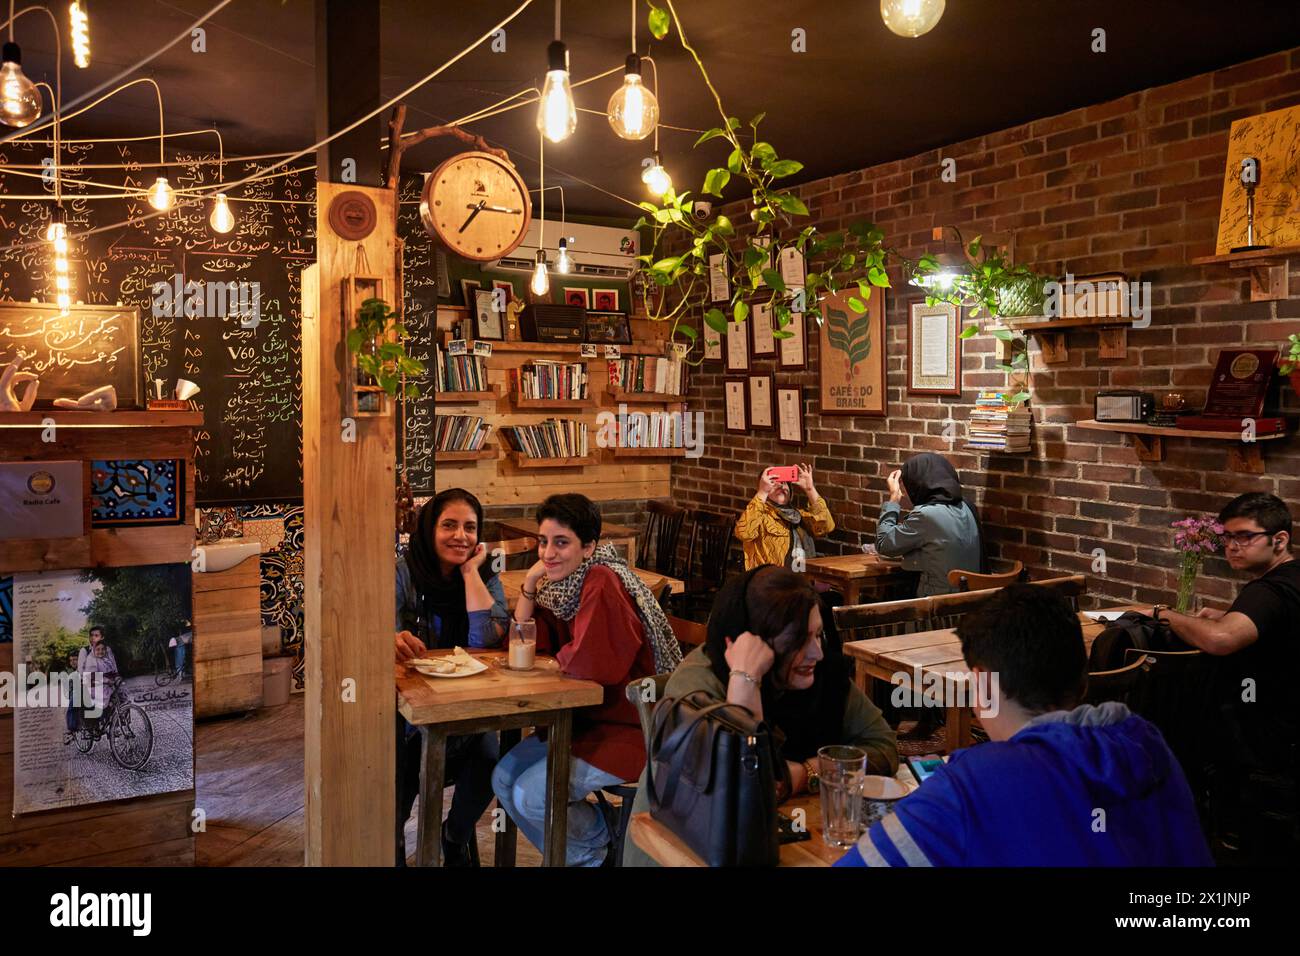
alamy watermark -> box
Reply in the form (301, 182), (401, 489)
(890, 667), (1001, 718)
(0, 666), (103, 717)
(595, 403), (704, 458)
(1044, 272), (1151, 328)
(151, 273), (262, 329)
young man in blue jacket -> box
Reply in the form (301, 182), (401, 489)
(836, 584), (1213, 867)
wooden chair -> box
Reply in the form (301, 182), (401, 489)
(639, 500), (688, 577)
(1084, 655), (1149, 706)
(947, 558), (1027, 592)
(924, 587), (1001, 631)
(1030, 573), (1087, 611)
(672, 510), (734, 620)
(833, 597), (933, 642)
(667, 614), (708, 649)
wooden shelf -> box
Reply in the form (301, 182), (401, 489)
(456, 338), (666, 356)
(1189, 244), (1300, 266)
(434, 388), (499, 404)
(0, 410), (203, 428)
(984, 315), (1129, 364)
(609, 446), (687, 459)
(434, 448), (497, 463)
(984, 314), (1130, 332)
(608, 390), (688, 405)
(505, 451), (596, 468)
(1075, 419), (1290, 474)
(510, 393), (595, 410)
(1189, 245), (1300, 302)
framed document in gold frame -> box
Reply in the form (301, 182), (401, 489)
(907, 301), (961, 396)
(776, 385), (805, 446)
(724, 378), (749, 434)
(818, 286), (886, 417)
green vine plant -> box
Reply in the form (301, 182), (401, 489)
(1279, 333), (1300, 376)
(347, 297), (424, 399)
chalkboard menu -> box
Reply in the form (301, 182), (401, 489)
(0, 301), (142, 407)
(397, 175), (439, 493)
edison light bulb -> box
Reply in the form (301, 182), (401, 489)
(148, 176), (174, 211)
(880, 0), (945, 38)
(556, 238), (572, 275)
(530, 251), (551, 296)
(642, 156), (672, 198)
(607, 54), (658, 141)
(0, 43), (41, 128)
(46, 219), (68, 254)
(210, 193), (235, 233)
(69, 1), (91, 68)
(537, 40), (576, 143)
(47, 214), (73, 315)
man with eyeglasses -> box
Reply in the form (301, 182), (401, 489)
(1153, 492), (1297, 862)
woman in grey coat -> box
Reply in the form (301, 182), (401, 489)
(876, 453), (985, 598)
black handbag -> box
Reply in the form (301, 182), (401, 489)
(644, 690), (785, 867)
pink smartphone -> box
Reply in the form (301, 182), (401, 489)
(766, 465), (799, 483)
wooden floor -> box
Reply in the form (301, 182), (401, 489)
(194, 695), (542, 866)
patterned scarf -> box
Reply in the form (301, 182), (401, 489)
(534, 543), (682, 675)
(772, 502), (816, 569)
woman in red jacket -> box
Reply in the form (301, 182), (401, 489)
(492, 493), (682, 866)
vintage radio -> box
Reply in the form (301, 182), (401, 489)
(519, 304), (585, 343)
(1094, 390), (1154, 423)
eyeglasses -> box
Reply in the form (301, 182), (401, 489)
(1222, 531), (1271, 548)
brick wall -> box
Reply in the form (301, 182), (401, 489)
(672, 48), (1300, 610)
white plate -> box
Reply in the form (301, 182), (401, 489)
(409, 652), (488, 679)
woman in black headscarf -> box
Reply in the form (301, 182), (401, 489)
(393, 489), (507, 866)
(622, 566), (898, 866)
(876, 452), (986, 597)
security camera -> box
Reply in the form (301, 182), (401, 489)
(690, 200), (713, 222)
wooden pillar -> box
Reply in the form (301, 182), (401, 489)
(304, 0), (393, 866)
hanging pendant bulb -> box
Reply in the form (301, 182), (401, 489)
(0, 42), (42, 128)
(607, 54), (658, 141)
(556, 237), (573, 275)
(880, 0), (945, 38)
(642, 152), (672, 198)
(530, 250), (551, 296)
(537, 40), (576, 143)
(148, 176), (174, 211)
(69, 1), (91, 68)
(209, 193), (235, 233)
(46, 209), (73, 315)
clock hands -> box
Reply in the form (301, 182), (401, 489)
(458, 200), (486, 233)
(481, 205), (522, 215)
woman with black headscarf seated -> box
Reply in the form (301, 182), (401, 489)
(622, 566), (898, 866)
(877, 452), (986, 598)
(393, 488), (508, 866)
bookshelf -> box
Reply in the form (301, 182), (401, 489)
(1074, 419), (1289, 474)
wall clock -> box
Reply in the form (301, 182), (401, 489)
(420, 151), (532, 262)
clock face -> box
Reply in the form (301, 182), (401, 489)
(421, 152), (531, 262)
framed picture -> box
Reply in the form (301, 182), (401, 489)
(752, 237), (773, 287)
(708, 253), (730, 303)
(591, 288), (620, 312)
(472, 288), (504, 340)
(776, 385), (805, 446)
(819, 285), (886, 417)
(583, 310), (632, 345)
(750, 301), (776, 357)
(779, 246), (806, 289)
(725, 320), (749, 372)
(724, 378), (749, 434)
(459, 278), (481, 307)
(778, 310), (808, 370)
(748, 374), (774, 430)
(907, 301), (961, 396)
(563, 287), (591, 309)
(703, 319), (722, 361)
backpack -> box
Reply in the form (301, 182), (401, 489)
(1087, 611), (1190, 671)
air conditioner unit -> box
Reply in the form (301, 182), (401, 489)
(487, 219), (640, 279)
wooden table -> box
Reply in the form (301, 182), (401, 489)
(495, 516), (641, 568)
(628, 768), (921, 867)
(803, 553), (912, 604)
(844, 606), (1139, 750)
(395, 650), (602, 866)
(499, 567), (683, 604)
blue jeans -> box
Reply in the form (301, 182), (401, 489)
(172, 643), (186, 674)
(491, 733), (622, 867)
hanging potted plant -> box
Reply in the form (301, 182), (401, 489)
(1171, 515), (1224, 613)
(346, 296), (423, 415)
(1279, 334), (1300, 396)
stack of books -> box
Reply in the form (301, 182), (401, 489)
(434, 414), (493, 452)
(607, 355), (686, 395)
(618, 410), (686, 448)
(433, 345), (488, 393)
(501, 419), (589, 459)
(510, 361), (588, 400)
(967, 392), (1032, 453)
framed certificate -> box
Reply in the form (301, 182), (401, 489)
(752, 237), (773, 287)
(748, 374), (774, 430)
(724, 378), (749, 433)
(907, 301), (961, 396)
(708, 253), (730, 303)
(776, 385), (805, 446)
(703, 322), (722, 361)
(779, 246), (806, 289)
(778, 310), (807, 370)
(750, 301), (776, 357)
(725, 320), (749, 372)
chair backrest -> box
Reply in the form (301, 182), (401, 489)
(640, 500), (688, 576)
(625, 673), (672, 752)
(833, 597), (933, 642)
(655, 583), (673, 611)
(1030, 573), (1087, 611)
(685, 510), (733, 588)
(1120, 647), (1217, 781)
(948, 559), (1026, 592)
(1084, 655), (1149, 706)
(482, 537), (537, 571)
(924, 586), (1001, 631)
(666, 614), (707, 647)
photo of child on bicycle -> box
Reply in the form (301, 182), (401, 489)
(10, 563), (194, 814)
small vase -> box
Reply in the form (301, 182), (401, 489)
(1175, 554), (1201, 613)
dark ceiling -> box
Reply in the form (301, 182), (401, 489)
(8, 0), (1300, 221)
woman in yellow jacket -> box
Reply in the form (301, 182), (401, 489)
(735, 463), (835, 571)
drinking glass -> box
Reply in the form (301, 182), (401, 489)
(860, 543), (877, 557)
(818, 745), (868, 847)
(508, 619), (537, 671)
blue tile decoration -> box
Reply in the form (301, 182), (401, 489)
(91, 459), (185, 526)
(0, 576), (11, 643)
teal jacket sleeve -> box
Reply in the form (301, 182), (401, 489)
(875, 501), (928, 558)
